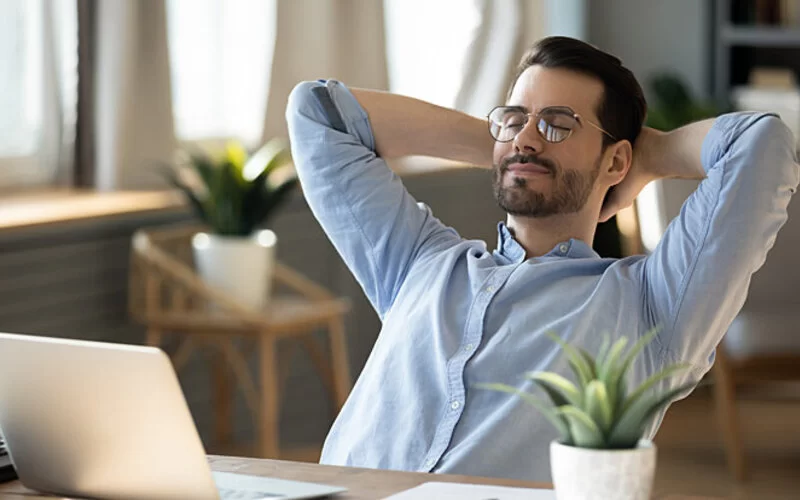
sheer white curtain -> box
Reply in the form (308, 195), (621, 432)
(383, 0), (482, 109)
(383, 0), (549, 117)
(0, 0), (77, 189)
(94, 0), (175, 190)
(261, 0), (389, 141)
(166, 0), (277, 148)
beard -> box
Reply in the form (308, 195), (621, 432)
(492, 153), (601, 218)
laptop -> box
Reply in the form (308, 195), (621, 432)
(0, 332), (346, 500)
(0, 435), (17, 483)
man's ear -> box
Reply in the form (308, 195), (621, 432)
(606, 140), (633, 186)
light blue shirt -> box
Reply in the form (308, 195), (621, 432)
(285, 79), (799, 481)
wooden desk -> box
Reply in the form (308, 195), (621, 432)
(0, 456), (724, 499)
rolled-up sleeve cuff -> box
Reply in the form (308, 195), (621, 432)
(701, 111), (781, 173)
(285, 79), (375, 151)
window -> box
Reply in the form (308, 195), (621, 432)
(383, 0), (482, 109)
(166, 0), (277, 147)
(637, 182), (667, 252)
(0, 0), (77, 188)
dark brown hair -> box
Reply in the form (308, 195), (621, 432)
(508, 36), (646, 147)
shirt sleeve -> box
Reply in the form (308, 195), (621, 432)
(285, 80), (462, 318)
(639, 112), (800, 374)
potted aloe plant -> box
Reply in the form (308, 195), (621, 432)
(479, 330), (692, 500)
(164, 139), (297, 310)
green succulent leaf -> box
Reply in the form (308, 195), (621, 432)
(598, 337), (628, 411)
(481, 328), (688, 451)
(622, 363), (690, 414)
(595, 334), (611, 369)
(598, 337), (628, 383)
(558, 405), (605, 448)
(605, 327), (661, 415)
(608, 382), (695, 448)
(617, 327), (661, 381)
(189, 153), (216, 188)
(546, 332), (593, 390)
(585, 380), (613, 434)
(243, 138), (291, 181)
(474, 383), (572, 445)
(161, 163), (211, 226)
(577, 348), (598, 379)
(614, 376), (628, 418)
(526, 371), (583, 408)
(161, 140), (296, 236)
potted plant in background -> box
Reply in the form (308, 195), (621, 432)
(645, 73), (721, 131)
(164, 139), (298, 310)
(478, 330), (692, 500)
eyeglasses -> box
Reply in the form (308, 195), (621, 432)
(487, 105), (617, 144)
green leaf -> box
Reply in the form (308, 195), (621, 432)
(617, 327), (661, 382)
(598, 337), (628, 411)
(598, 337), (628, 383)
(242, 138), (290, 181)
(614, 376), (628, 418)
(474, 383), (572, 445)
(605, 327), (661, 417)
(577, 348), (597, 380)
(585, 380), (613, 434)
(608, 382), (695, 448)
(225, 142), (248, 172)
(251, 177), (298, 228)
(188, 152), (217, 188)
(213, 162), (245, 235)
(546, 332), (593, 390)
(558, 406), (605, 448)
(526, 372), (583, 408)
(622, 363), (690, 414)
(595, 334), (611, 369)
(160, 163), (212, 226)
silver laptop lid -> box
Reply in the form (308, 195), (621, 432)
(0, 333), (219, 500)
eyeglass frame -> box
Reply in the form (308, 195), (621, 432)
(487, 105), (618, 144)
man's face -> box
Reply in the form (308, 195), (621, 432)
(492, 65), (609, 218)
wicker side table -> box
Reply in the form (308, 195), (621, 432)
(128, 224), (351, 459)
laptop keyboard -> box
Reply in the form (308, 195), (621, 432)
(0, 435), (16, 483)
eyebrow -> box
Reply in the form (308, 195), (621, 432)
(504, 105), (577, 116)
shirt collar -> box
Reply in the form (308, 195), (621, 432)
(495, 222), (600, 262)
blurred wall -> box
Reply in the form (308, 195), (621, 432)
(588, 0), (711, 102)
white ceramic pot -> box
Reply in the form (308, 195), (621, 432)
(191, 229), (277, 311)
(550, 440), (656, 500)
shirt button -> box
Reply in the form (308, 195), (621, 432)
(559, 244), (568, 253)
(425, 458), (435, 468)
(450, 400), (461, 410)
(486, 285), (495, 292)
(463, 344), (474, 352)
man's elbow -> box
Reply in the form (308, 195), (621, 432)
(285, 80), (329, 135)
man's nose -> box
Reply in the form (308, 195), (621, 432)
(512, 120), (544, 154)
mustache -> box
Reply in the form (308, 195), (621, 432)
(498, 154), (557, 174)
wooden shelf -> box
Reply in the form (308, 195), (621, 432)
(0, 189), (187, 231)
(721, 25), (800, 47)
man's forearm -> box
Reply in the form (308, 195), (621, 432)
(350, 88), (494, 167)
(646, 119), (715, 181)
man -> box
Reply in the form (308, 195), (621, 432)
(285, 37), (799, 481)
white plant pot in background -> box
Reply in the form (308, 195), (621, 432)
(192, 230), (277, 311)
(550, 439), (656, 500)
